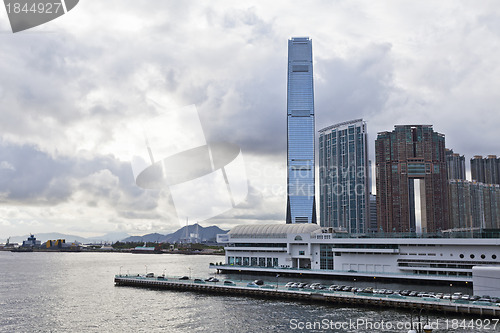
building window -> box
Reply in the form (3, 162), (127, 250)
(320, 244), (334, 270)
(493, 254), (497, 260)
(459, 254), (464, 259)
(273, 258), (278, 267)
(470, 254), (475, 259)
(235, 257), (242, 265)
(251, 257), (258, 266)
(481, 254), (486, 259)
(267, 258), (273, 267)
(228, 257), (235, 265)
(259, 257), (265, 267)
(243, 257), (249, 266)
(299, 251), (305, 256)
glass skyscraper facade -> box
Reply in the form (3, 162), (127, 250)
(286, 37), (316, 224)
(318, 119), (369, 233)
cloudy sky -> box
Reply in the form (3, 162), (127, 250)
(1, 1), (500, 239)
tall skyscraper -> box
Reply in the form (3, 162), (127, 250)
(286, 37), (316, 224)
(375, 125), (449, 233)
(318, 119), (369, 233)
(445, 148), (466, 180)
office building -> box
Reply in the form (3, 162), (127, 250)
(286, 37), (316, 224)
(318, 119), (369, 233)
(375, 125), (449, 233)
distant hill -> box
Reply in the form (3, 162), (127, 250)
(120, 233), (167, 243)
(4, 232), (131, 244)
(2, 224), (228, 245)
(120, 224), (228, 243)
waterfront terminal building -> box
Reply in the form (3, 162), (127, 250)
(213, 224), (500, 286)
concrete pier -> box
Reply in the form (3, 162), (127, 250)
(114, 275), (499, 317)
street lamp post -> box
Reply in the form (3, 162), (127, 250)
(276, 274), (280, 290)
(119, 266), (123, 276)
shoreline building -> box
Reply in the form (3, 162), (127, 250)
(318, 119), (369, 233)
(375, 125), (449, 233)
(215, 224), (500, 285)
(286, 37), (316, 224)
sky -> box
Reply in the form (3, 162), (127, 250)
(1, 1), (500, 239)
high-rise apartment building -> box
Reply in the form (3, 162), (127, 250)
(375, 125), (449, 233)
(449, 179), (500, 230)
(471, 156), (486, 183)
(471, 155), (500, 185)
(445, 148), (466, 180)
(286, 37), (316, 224)
(318, 119), (369, 233)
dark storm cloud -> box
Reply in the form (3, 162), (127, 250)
(0, 140), (158, 214)
(315, 43), (394, 131)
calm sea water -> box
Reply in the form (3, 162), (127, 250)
(0, 252), (497, 333)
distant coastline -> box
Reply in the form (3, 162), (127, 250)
(0, 248), (225, 255)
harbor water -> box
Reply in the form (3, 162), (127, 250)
(0, 251), (497, 332)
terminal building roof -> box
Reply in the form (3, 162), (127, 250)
(228, 224), (322, 238)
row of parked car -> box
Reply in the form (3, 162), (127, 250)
(284, 281), (500, 305)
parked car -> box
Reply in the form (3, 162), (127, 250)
(260, 284), (275, 289)
(146, 273), (154, 278)
(205, 277), (219, 282)
(328, 285), (339, 291)
(179, 276), (189, 280)
(224, 280), (235, 285)
(451, 292), (463, 300)
(253, 279), (264, 286)
(194, 278), (205, 283)
(442, 294), (451, 300)
(285, 282), (296, 288)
